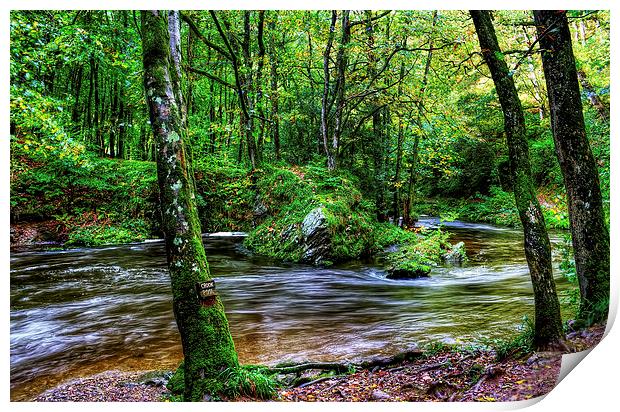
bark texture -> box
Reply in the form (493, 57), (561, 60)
(140, 10), (238, 401)
(534, 10), (610, 323)
(321, 11), (338, 170)
(471, 10), (564, 349)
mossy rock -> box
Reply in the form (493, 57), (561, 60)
(245, 164), (379, 264)
(386, 265), (431, 279)
(443, 241), (468, 265)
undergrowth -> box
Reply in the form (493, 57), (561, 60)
(479, 317), (535, 361)
(166, 362), (278, 401)
(414, 185), (570, 229)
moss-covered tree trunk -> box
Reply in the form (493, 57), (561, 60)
(470, 10), (564, 349)
(534, 10), (610, 323)
(140, 10), (239, 401)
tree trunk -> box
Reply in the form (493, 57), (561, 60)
(404, 11), (437, 224)
(534, 10), (610, 323)
(329, 10), (351, 171)
(268, 15), (281, 160)
(109, 80), (118, 158)
(321, 11), (337, 170)
(93, 61), (102, 155)
(471, 10), (564, 349)
(140, 10), (239, 401)
(118, 90), (125, 159)
(255, 11), (267, 161)
(87, 58), (94, 134)
(392, 59), (406, 221)
(576, 69), (609, 121)
(367, 13), (390, 220)
(71, 65), (83, 128)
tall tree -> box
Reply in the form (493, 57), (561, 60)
(533, 10), (610, 323)
(321, 11), (338, 170)
(330, 10), (351, 171)
(140, 10), (239, 401)
(404, 11), (437, 224)
(267, 13), (281, 160)
(470, 10), (564, 349)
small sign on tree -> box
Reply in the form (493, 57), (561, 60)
(196, 280), (218, 305)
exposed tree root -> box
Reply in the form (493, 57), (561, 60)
(268, 348), (424, 377)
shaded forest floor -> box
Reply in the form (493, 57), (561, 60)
(31, 324), (604, 403)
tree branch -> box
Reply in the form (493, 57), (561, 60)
(180, 12), (232, 61)
(185, 66), (236, 90)
(350, 10), (392, 28)
(209, 10), (250, 121)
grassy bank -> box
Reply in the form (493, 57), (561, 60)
(413, 186), (573, 230)
(11, 153), (440, 269)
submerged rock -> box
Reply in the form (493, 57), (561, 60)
(386, 266), (431, 280)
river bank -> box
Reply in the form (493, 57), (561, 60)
(30, 324), (604, 402)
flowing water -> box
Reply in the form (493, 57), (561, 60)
(9, 218), (573, 401)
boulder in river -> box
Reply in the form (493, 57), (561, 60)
(386, 264), (431, 280)
(443, 241), (467, 265)
(300, 207), (332, 265)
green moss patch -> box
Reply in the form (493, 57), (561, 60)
(244, 163), (380, 263)
(386, 228), (452, 278)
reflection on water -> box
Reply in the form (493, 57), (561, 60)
(10, 218), (572, 400)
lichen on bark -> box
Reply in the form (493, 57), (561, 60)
(534, 10), (610, 325)
(140, 10), (238, 401)
(470, 10), (564, 349)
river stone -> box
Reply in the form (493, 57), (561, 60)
(275, 373), (297, 386)
(300, 207), (331, 265)
(253, 195), (268, 219)
(301, 207), (327, 238)
(443, 241), (466, 265)
(386, 267), (431, 280)
(371, 389), (391, 400)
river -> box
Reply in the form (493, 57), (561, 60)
(9, 218), (574, 401)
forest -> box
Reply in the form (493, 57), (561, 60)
(9, 9), (610, 403)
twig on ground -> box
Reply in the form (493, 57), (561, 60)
(297, 376), (333, 388)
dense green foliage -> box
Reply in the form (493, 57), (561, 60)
(11, 143), (158, 245)
(10, 11), (609, 236)
(10, 9), (608, 295)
